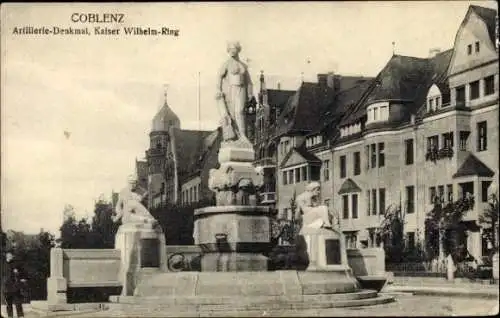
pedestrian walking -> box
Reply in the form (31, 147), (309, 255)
(2, 252), (25, 317)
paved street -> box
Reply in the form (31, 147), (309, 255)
(4, 295), (497, 317)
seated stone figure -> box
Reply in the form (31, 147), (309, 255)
(112, 175), (157, 228)
(295, 182), (333, 231)
(113, 175), (158, 296)
(294, 182), (345, 271)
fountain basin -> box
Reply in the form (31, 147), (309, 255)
(194, 206), (273, 271)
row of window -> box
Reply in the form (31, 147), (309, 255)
(337, 181), (490, 221)
(366, 103), (389, 124)
(455, 75), (495, 105)
(427, 95), (444, 111)
(282, 165), (321, 185)
(466, 41), (480, 55)
(339, 123), (362, 138)
(181, 184), (201, 205)
(339, 143), (385, 180)
(424, 122), (487, 157)
(367, 143), (385, 169)
(342, 193), (358, 219)
(341, 186), (415, 218)
(306, 135), (323, 148)
(339, 151), (361, 179)
(429, 181), (491, 205)
(426, 131), (454, 151)
(344, 229), (417, 250)
(366, 188), (386, 216)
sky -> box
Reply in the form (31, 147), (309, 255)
(1, 1), (498, 235)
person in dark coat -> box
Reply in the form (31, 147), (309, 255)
(2, 252), (25, 317)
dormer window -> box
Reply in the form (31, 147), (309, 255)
(366, 102), (389, 124)
(426, 84), (446, 112)
(306, 135), (323, 148)
(340, 122), (362, 138)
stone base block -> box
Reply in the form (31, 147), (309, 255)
(47, 276), (67, 305)
(132, 270), (360, 298)
(110, 292), (395, 313)
(194, 206), (272, 248)
(114, 224), (166, 296)
(201, 253), (268, 272)
(218, 144), (255, 163)
(297, 227), (349, 271)
(30, 300), (108, 314)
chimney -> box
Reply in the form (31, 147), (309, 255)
(428, 48), (441, 58)
(326, 72), (335, 89)
(317, 74), (327, 87)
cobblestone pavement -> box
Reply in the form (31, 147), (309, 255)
(11, 295), (496, 317)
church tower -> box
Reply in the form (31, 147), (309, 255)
(146, 86), (180, 208)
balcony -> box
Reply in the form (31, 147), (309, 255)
(260, 192), (276, 204)
(425, 147), (454, 162)
(253, 157), (276, 169)
(146, 148), (166, 157)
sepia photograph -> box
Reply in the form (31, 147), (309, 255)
(1, 1), (499, 317)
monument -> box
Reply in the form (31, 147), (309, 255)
(38, 42), (393, 315)
(193, 41), (270, 271)
(116, 42), (391, 308)
(112, 175), (166, 296)
(295, 182), (349, 270)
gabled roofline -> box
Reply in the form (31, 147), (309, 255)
(448, 6), (498, 77)
(279, 147), (321, 169)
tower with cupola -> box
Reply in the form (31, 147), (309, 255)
(146, 86), (180, 208)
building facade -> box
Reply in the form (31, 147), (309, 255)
(144, 92), (215, 209)
(254, 5), (498, 259)
(307, 5), (498, 258)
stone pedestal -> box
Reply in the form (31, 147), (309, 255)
(194, 206), (272, 271)
(47, 248), (67, 305)
(114, 223), (166, 296)
(296, 227), (350, 272)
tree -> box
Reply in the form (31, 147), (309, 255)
(3, 229), (55, 301)
(425, 195), (474, 262)
(89, 198), (120, 248)
(60, 213), (92, 249)
(150, 198), (215, 245)
(378, 204), (405, 263)
(479, 192), (499, 255)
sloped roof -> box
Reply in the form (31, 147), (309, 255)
(312, 78), (374, 135)
(266, 89), (295, 109)
(430, 49), (454, 92)
(280, 147), (321, 168)
(365, 55), (432, 104)
(470, 5), (498, 45)
(338, 178), (362, 195)
(152, 100), (180, 132)
(172, 128), (213, 177)
(452, 153), (495, 178)
(415, 49), (454, 118)
(340, 54), (447, 127)
(276, 82), (334, 136)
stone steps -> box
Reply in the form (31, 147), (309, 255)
(107, 292), (393, 314)
(111, 289), (378, 305)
